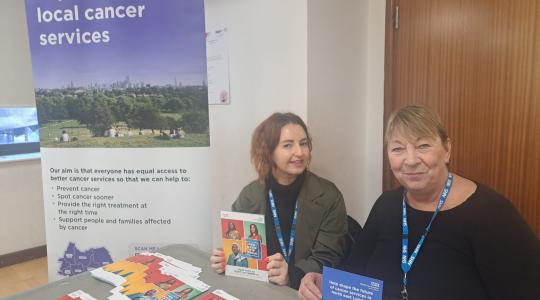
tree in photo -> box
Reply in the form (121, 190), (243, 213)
(182, 111), (208, 133)
(111, 96), (135, 123)
(126, 102), (161, 134)
(83, 98), (115, 137)
(36, 95), (68, 124)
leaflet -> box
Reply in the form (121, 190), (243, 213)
(221, 211), (268, 282)
(91, 253), (209, 300)
(56, 290), (98, 300)
(322, 266), (384, 300)
(199, 289), (240, 300)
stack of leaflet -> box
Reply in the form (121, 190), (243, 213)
(56, 290), (98, 300)
(91, 252), (209, 300)
(199, 290), (240, 300)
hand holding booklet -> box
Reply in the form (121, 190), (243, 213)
(220, 211), (268, 282)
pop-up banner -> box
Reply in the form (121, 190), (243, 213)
(24, 0), (211, 280)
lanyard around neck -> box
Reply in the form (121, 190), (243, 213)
(268, 189), (298, 263)
(401, 172), (453, 299)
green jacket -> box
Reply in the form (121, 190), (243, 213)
(231, 171), (348, 274)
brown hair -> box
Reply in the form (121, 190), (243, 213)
(385, 105), (449, 149)
(251, 112), (312, 182)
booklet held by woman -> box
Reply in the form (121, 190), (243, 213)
(220, 211), (268, 282)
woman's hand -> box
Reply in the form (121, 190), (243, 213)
(298, 272), (323, 300)
(266, 253), (289, 285)
(210, 248), (225, 273)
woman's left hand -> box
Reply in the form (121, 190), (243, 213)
(266, 253), (289, 285)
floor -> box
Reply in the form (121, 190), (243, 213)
(0, 257), (48, 298)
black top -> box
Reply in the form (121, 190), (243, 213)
(343, 183), (540, 300)
(265, 172), (306, 289)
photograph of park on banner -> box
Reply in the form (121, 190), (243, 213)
(25, 0), (209, 148)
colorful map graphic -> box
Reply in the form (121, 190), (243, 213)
(58, 242), (113, 276)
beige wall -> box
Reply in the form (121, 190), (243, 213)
(0, 0), (35, 104)
(307, 0), (386, 225)
(308, 0), (368, 224)
(0, 0), (45, 255)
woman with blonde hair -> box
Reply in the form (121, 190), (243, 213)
(299, 105), (539, 300)
(210, 112), (348, 289)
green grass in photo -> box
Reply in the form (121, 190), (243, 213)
(40, 120), (209, 148)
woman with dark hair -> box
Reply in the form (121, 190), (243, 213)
(248, 223), (262, 241)
(224, 222), (241, 240)
(210, 112), (348, 289)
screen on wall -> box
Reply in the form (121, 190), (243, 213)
(0, 107), (40, 162)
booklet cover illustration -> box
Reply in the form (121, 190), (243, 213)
(220, 211), (268, 282)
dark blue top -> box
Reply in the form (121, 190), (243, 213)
(342, 183), (540, 300)
(265, 172), (306, 289)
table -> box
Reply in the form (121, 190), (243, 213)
(3, 244), (298, 300)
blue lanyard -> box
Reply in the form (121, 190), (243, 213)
(401, 172), (453, 300)
(268, 189), (298, 263)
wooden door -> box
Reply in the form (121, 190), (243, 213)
(384, 0), (540, 235)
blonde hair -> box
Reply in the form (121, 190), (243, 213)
(251, 112), (312, 182)
(385, 105), (449, 148)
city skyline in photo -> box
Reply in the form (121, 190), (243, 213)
(25, 0), (207, 89)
